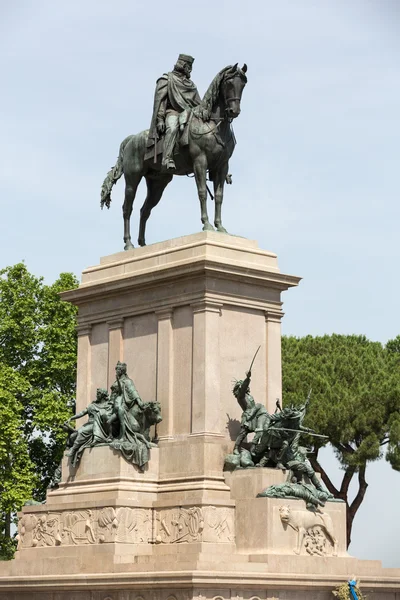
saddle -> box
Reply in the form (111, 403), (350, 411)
(144, 111), (193, 164)
(144, 137), (164, 163)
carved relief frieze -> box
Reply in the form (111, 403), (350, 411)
(97, 506), (152, 544)
(204, 506), (235, 542)
(18, 505), (234, 549)
(20, 513), (63, 548)
(18, 513), (40, 548)
(303, 526), (329, 556)
(155, 507), (204, 543)
(278, 505), (338, 556)
(62, 510), (96, 545)
(155, 506), (234, 544)
(17, 507), (152, 549)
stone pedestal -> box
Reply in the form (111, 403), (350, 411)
(226, 469), (347, 558)
(68, 231), (300, 421)
(63, 232), (300, 519)
(1, 233), (399, 599)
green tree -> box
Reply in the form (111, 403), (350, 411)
(282, 334), (400, 548)
(0, 264), (78, 558)
(0, 365), (36, 559)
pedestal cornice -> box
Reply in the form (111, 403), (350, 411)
(61, 232), (301, 308)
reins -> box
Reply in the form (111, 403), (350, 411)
(185, 70), (242, 201)
(190, 117), (226, 138)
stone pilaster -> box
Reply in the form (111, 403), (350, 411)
(75, 323), (91, 414)
(155, 308), (174, 439)
(191, 299), (223, 436)
(265, 309), (283, 413)
(107, 318), (124, 388)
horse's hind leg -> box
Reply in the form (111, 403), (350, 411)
(123, 174), (142, 250)
(138, 175), (172, 246)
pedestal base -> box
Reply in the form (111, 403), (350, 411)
(1, 452), (399, 599)
(1, 236), (399, 599)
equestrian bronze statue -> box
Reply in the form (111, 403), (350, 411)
(101, 54), (248, 249)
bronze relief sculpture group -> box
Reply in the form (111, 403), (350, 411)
(226, 359), (337, 509)
(64, 362), (161, 471)
(63, 353), (335, 512)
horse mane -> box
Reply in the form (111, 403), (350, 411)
(200, 65), (235, 113)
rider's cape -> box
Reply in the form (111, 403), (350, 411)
(146, 72), (201, 158)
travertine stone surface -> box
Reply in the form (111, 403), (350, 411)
(6, 451), (399, 586)
(17, 505), (152, 548)
(224, 466), (287, 499)
(1, 236), (400, 600)
(154, 505), (235, 544)
(227, 469), (346, 556)
(235, 496), (346, 556)
(47, 445), (160, 505)
(1, 568), (400, 600)
(1, 460), (400, 596)
(62, 232), (300, 418)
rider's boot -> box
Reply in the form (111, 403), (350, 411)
(311, 473), (333, 497)
(162, 114), (179, 171)
(165, 158), (176, 171)
(310, 473), (324, 490)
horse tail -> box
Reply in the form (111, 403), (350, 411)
(100, 135), (132, 209)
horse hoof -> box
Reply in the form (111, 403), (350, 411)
(202, 222), (215, 232)
(138, 239), (146, 247)
(216, 225), (228, 234)
(124, 242), (135, 251)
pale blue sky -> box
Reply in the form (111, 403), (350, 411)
(1, 0), (399, 566)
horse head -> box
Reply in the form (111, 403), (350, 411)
(201, 63), (248, 122)
(221, 63), (248, 119)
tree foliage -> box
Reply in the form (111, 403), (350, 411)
(0, 366), (35, 559)
(0, 263), (78, 558)
(282, 334), (400, 547)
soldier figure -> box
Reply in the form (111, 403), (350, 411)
(232, 370), (270, 455)
(285, 445), (332, 495)
(147, 53), (203, 171)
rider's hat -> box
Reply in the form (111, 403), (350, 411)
(178, 53), (195, 64)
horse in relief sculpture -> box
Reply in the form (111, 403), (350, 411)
(101, 59), (247, 249)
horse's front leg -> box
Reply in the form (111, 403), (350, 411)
(213, 163), (229, 233)
(123, 174), (142, 250)
(193, 155), (214, 231)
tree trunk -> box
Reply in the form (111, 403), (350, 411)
(311, 456), (369, 548)
(346, 465), (368, 547)
(309, 454), (340, 497)
(4, 511), (11, 539)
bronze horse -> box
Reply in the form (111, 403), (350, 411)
(254, 401), (312, 467)
(101, 64), (248, 249)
